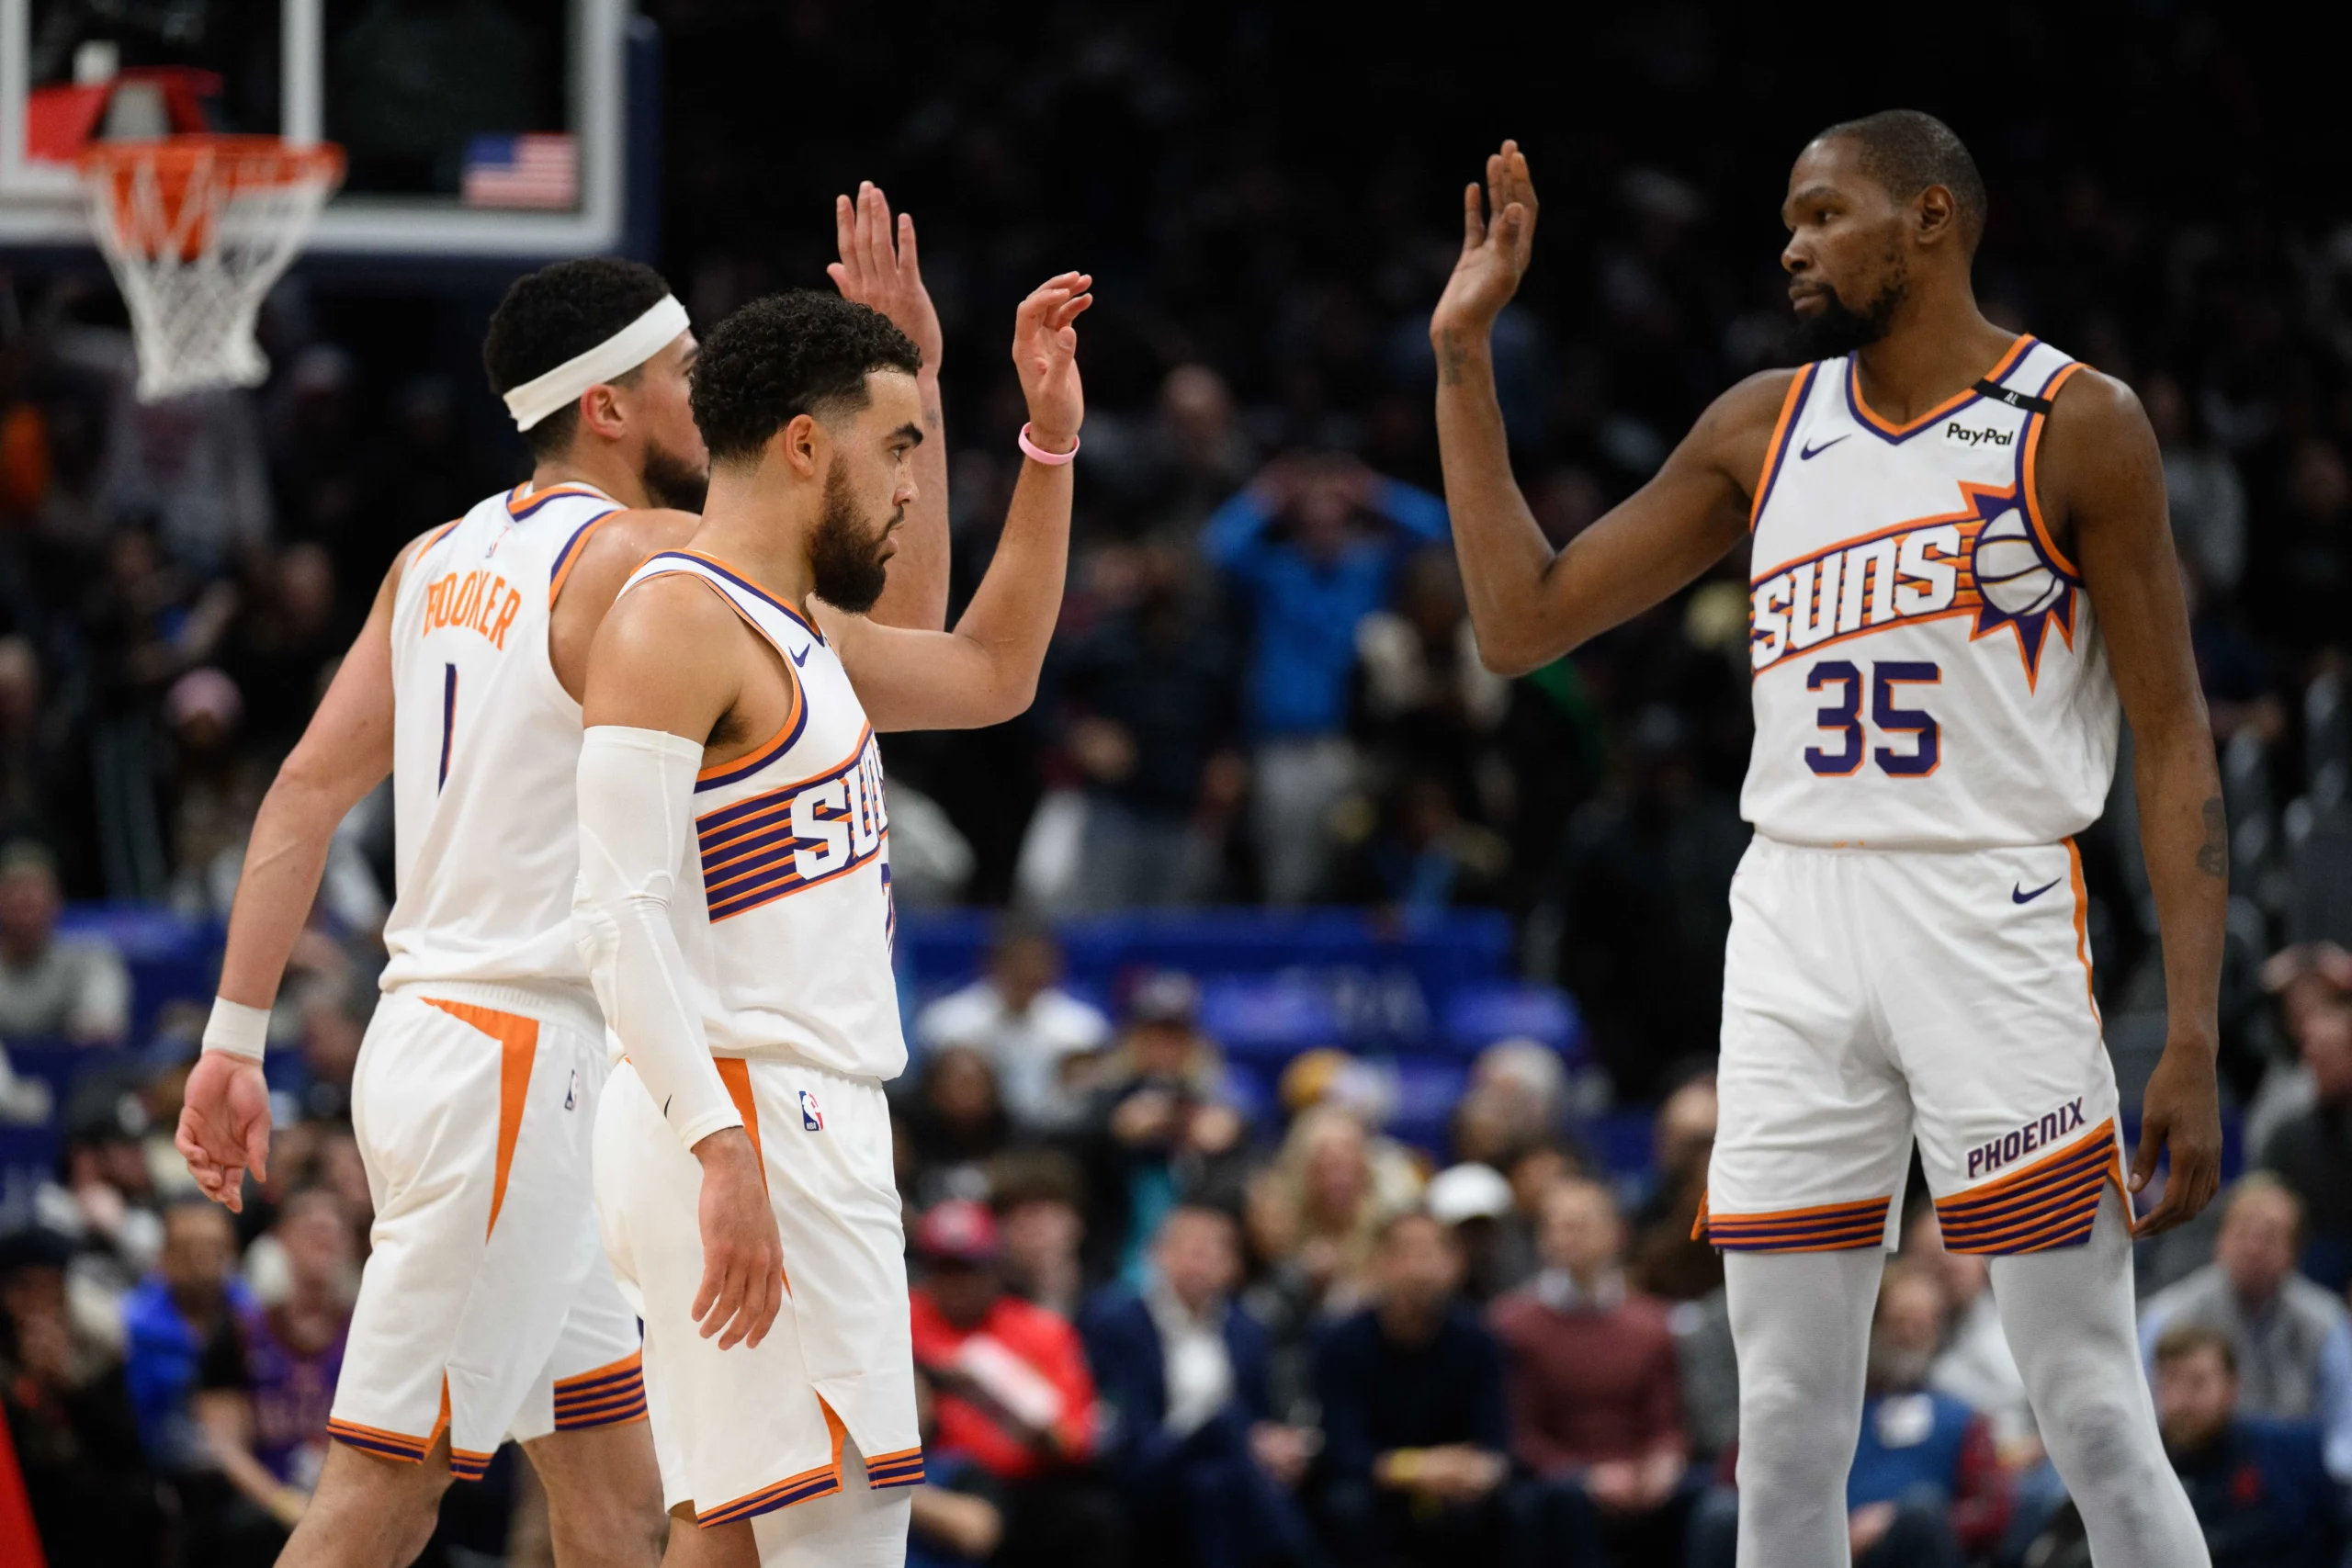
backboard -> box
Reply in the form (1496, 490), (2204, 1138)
(0, 0), (637, 259)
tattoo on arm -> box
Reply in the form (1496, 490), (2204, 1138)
(1438, 329), (1468, 388)
(2196, 795), (2227, 878)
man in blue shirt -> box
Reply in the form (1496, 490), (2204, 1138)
(2154, 1322), (2345, 1568)
(1203, 454), (1449, 903)
(1312, 1209), (1510, 1568)
(122, 1199), (250, 1472)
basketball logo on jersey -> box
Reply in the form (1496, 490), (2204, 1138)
(1749, 480), (2077, 689)
(799, 1089), (825, 1132)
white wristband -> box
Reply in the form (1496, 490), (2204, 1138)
(201, 998), (272, 1060)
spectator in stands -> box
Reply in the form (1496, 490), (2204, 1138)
(1312, 1209), (1509, 1567)
(2148, 372), (2249, 597)
(0, 1224), (164, 1565)
(907, 1366), (1008, 1568)
(2154, 1323), (2345, 1568)
(1351, 548), (1509, 819)
(1080, 1201), (1316, 1568)
(1490, 1177), (1688, 1566)
(36, 1090), (165, 1306)
(907, 1199), (1122, 1567)
(1424, 1162), (1521, 1303)
(2258, 968), (2352, 1292)
(1692, 1264), (2009, 1567)
(915, 918), (1110, 1133)
(1088, 364), (1259, 539)
(1202, 453), (1449, 903)
(122, 1198), (249, 1472)
(904, 1044), (1017, 1209)
(188, 1188), (352, 1567)
(1053, 541), (1240, 910)
(1251, 1104), (1416, 1325)
(1902, 1208), (2037, 1462)
(992, 1150), (1092, 1320)
(1626, 1072), (1720, 1303)
(0, 840), (130, 1045)
(2139, 1174), (2352, 1481)
(0, 638), (91, 894)
(1080, 973), (1250, 1282)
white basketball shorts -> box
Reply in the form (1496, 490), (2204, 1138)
(594, 1055), (922, 1526)
(331, 984), (645, 1477)
(1698, 836), (2131, 1256)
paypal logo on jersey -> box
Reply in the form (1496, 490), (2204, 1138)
(799, 1089), (825, 1132)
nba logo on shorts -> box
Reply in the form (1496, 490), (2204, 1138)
(799, 1089), (825, 1132)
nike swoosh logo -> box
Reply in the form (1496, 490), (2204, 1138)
(1799, 434), (1850, 460)
(2012, 877), (2064, 905)
(790, 644), (811, 668)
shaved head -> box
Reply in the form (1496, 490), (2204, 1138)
(1815, 110), (1986, 254)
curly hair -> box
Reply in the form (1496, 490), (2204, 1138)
(481, 257), (674, 457)
(689, 290), (922, 464)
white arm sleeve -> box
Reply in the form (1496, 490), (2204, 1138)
(573, 725), (743, 1150)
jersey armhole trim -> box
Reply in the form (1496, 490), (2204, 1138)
(633, 567), (810, 792)
(1748, 364), (1816, 531)
(547, 506), (628, 607)
(2020, 361), (2089, 581)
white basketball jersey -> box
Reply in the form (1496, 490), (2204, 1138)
(1742, 336), (2120, 850)
(379, 481), (625, 998)
(613, 550), (906, 1082)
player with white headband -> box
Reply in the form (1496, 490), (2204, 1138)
(173, 187), (947, 1568)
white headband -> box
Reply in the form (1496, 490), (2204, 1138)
(503, 295), (692, 432)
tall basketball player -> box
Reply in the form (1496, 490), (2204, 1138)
(172, 186), (948, 1568)
(1431, 118), (2220, 1563)
(572, 277), (1086, 1566)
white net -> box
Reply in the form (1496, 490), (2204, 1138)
(79, 139), (344, 404)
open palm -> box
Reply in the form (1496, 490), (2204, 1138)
(1432, 140), (1540, 340)
(1013, 272), (1093, 446)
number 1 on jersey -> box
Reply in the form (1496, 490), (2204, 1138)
(1805, 659), (1940, 777)
(438, 664), (458, 792)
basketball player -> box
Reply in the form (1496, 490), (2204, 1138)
(172, 186), (951, 1568)
(1430, 119), (2221, 1563)
(572, 277), (1087, 1566)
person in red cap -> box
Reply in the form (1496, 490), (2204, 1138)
(907, 1198), (1122, 1565)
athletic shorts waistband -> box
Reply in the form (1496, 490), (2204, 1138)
(383, 978), (605, 1038)
(708, 1052), (886, 1092)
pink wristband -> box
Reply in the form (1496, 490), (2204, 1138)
(1018, 423), (1080, 465)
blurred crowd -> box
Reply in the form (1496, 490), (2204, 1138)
(6, 0), (2352, 1563)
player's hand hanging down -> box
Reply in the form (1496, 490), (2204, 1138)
(691, 1126), (784, 1349)
(829, 180), (944, 374)
(1012, 272), (1092, 452)
(1431, 140), (1540, 344)
(175, 1052), (272, 1213)
(2131, 1024), (2223, 1235)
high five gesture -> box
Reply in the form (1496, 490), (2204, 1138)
(1432, 140), (1541, 346)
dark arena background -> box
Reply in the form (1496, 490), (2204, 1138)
(4, 4), (2351, 1565)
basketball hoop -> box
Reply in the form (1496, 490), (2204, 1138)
(77, 136), (346, 404)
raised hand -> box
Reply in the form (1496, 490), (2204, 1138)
(1012, 272), (1093, 452)
(828, 181), (944, 374)
(1431, 140), (1540, 344)
(175, 1051), (273, 1213)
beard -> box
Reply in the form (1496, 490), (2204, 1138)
(1792, 274), (1907, 360)
(807, 462), (897, 615)
(639, 438), (709, 513)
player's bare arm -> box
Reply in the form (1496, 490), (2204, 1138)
(1430, 141), (1787, 674)
(548, 506), (701, 699)
(817, 272), (1091, 729)
(831, 180), (950, 632)
(2039, 367), (2226, 1234)
(175, 526), (433, 1211)
(577, 575), (785, 1352)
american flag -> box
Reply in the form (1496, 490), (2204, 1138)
(462, 134), (578, 210)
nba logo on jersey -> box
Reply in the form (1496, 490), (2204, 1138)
(799, 1089), (825, 1132)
